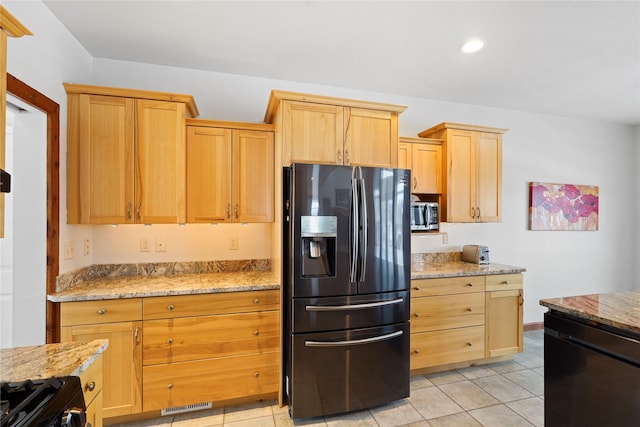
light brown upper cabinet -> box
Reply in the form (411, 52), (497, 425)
(1, 6), (32, 238)
(264, 90), (406, 168)
(65, 84), (198, 224)
(419, 123), (507, 223)
(186, 120), (274, 223)
(398, 136), (443, 194)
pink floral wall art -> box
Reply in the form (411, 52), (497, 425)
(529, 182), (599, 231)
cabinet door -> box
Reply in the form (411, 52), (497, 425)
(136, 99), (186, 224)
(485, 289), (523, 357)
(61, 322), (143, 418)
(398, 142), (411, 170)
(282, 100), (343, 165)
(475, 132), (502, 222)
(345, 108), (398, 167)
(71, 94), (135, 224)
(447, 129), (475, 222)
(186, 126), (232, 222)
(412, 143), (442, 194)
(233, 129), (274, 222)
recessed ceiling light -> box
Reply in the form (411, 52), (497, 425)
(461, 39), (484, 53)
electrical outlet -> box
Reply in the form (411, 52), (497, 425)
(156, 237), (166, 252)
(83, 239), (91, 256)
(64, 241), (74, 259)
(442, 233), (449, 244)
(229, 237), (239, 250)
(140, 237), (151, 252)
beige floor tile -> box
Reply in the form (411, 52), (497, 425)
(323, 409), (378, 426)
(407, 386), (463, 420)
(111, 417), (173, 427)
(468, 404), (534, 426)
(223, 415), (275, 427)
(369, 399), (424, 427)
(172, 407), (223, 427)
(485, 359), (526, 374)
(456, 366), (497, 380)
(427, 412), (482, 427)
(396, 421), (431, 427)
(438, 380), (499, 411)
(512, 351), (544, 369)
(224, 402), (274, 424)
(410, 374), (434, 390)
(423, 371), (466, 386)
(472, 375), (533, 403)
(506, 397), (544, 427)
(503, 370), (544, 396)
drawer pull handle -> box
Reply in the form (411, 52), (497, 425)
(167, 383), (173, 389)
(253, 372), (259, 378)
(466, 283), (473, 287)
(97, 309), (106, 315)
(253, 298), (260, 304)
(412, 287), (420, 291)
(466, 307), (473, 312)
(167, 338), (173, 345)
(86, 381), (96, 392)
(466, 342), (473, 347)
(253, 330), (259, 336)
(413, 349), (420, 354)
(167, 304), (175, 311)
(414, 313), (420, 318)
(502, 281), (509, 285)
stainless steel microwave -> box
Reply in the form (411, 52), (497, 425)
(411, 202), (439, 231)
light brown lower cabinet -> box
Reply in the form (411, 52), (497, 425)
(81, 356), (104, 427)
(410, 273), (523, 372)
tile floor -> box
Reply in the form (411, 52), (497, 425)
(111, 329), (545, 427)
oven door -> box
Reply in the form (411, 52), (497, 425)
(288, 322), (409, 419)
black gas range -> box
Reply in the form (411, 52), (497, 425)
(0, 376), (86, 427)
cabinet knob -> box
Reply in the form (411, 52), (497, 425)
(167, 304), (175, 311)
(86, 381), (96, 392)
(253, 330), (259, 336)
(414, 312), (420, 318)
(97, 309), (106, 315)
(466, 307), (473, 312)
(501, 280), (509, 285)
(253, 372), (260, 377)
(466, 283), (473, 287)
(253, 298), (260, 304)
(167, 338), (173, 345)
(413, 349), (420, 354)
(466, 342), (473, 347)
(412, 287), (420, 291)
(167, 383), (173, 390)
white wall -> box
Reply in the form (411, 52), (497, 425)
(5, 1), (638, 326)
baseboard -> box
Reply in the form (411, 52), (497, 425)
(524, 322), (544, 331)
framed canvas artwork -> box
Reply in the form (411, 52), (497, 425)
(529, 182), (599, 231)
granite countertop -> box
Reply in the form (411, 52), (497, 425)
(48, 271), (280, 302)
(0, 339), (108, 382)
(540, 291), (640, 335)
(411, 261), (526, 280)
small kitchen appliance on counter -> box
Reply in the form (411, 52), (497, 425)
(462, 245), (490, 264)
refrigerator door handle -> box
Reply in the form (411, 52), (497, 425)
(305, 297), (405, 311)
(350, 167), (359, 283)
(304, 330), (403, 347)
(359, 171), (368, 282)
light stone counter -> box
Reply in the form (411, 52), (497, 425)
(0, 339), (108, 382)
(48, 271), (279, 302)
(411, 261), (526, 280)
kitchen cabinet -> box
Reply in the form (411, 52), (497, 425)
(264, 90), (406, 168)
(419, 123), (507, 222)
(485, 274), (524, 357)
(0, 6), (31, 238)
(80, 355), (104, 427)
(185, 120), (274, 223)
(410, 273), (524, 372)
(398, 136), (443, 194)
(65, 83), (199, 224)
(60, 299), (143, 419)
(141, 290), (279, 411)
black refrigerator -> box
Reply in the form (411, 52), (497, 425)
(282, 163), (411, 419)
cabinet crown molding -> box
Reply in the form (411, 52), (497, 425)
(419, 122), (508, 137)
(264, 89), (407, 124)
(63, 82), (199, 118)
(0, 6), (32, 38)
(186, 118), (274, 132)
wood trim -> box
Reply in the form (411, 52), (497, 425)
(419, 122), (508, 137)
(524, 322), (544, 331)
(185, 118), (274, 132)
(0, 6), (33, 38)
(264, 89), (407, 124)
(7, 73), (60, 343)
(62, 82), (200, 118)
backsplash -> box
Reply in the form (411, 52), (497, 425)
(56, 259), (271, 292)
(411, 251), (461, 269)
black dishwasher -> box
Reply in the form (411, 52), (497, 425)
(544, 311), (640, 427)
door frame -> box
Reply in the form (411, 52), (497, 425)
(7, 73), (60, 343)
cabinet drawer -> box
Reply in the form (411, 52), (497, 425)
(143, 311), (279, 365)
(142, 351), (278, 411)
(143, 290), (279, 319)
(60, 299), (142, 326)
(410, 293), (485, 333)
(410, 326), (485, 370)
(486, 274), (523, 291)
(79, 356), (103, 407)
(411, 276), (485, 297)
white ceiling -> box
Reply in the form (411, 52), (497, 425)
(42, 1), (640, 125)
